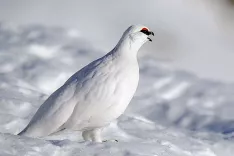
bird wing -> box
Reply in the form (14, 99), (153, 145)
(21, 58), (105, 137)
(62, 63), (121, 129)
(21, 77), (80, 137)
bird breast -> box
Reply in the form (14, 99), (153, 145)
(87, 59), (139, 106)
(67, 58), (139, 130)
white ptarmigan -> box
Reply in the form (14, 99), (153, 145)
(18, 25), (154, 142)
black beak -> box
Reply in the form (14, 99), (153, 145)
(140, 29), (154, 42)
(148, 31), (154, 42)
(147, 37), (152, 42)
(150, 31), (154, 36)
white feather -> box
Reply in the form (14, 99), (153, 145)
(19, 24), (152, 142)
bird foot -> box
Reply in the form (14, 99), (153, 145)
(103, 139), (118, 142)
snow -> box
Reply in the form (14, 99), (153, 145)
(0, 24), (234, 156)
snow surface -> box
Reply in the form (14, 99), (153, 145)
(0, 23), (234, 156)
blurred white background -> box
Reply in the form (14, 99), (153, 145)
(0, 0), (234, 82)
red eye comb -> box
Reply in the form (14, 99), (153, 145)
(141, 28), (149, 31)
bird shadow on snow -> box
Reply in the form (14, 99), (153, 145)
(48, 139), (76, 147)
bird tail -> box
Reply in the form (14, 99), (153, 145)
(17, 127), (27, 136)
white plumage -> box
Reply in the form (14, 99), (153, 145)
(18, 24), (154, 142)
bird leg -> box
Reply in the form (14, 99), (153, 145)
(82, 130), (91, 141)
(82, 128), (102, 142)
(103, 139), (118, 142)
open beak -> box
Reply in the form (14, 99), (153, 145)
(147, 31), (154, 42)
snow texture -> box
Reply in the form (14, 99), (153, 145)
(0, 23), (234, 156)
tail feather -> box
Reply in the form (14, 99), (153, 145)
(18, 127), (27, 136)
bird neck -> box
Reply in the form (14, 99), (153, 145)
(111, 36), (143, 59)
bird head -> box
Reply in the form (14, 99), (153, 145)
(123, 25), (154, 43)
(114, 25), (154, 54)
